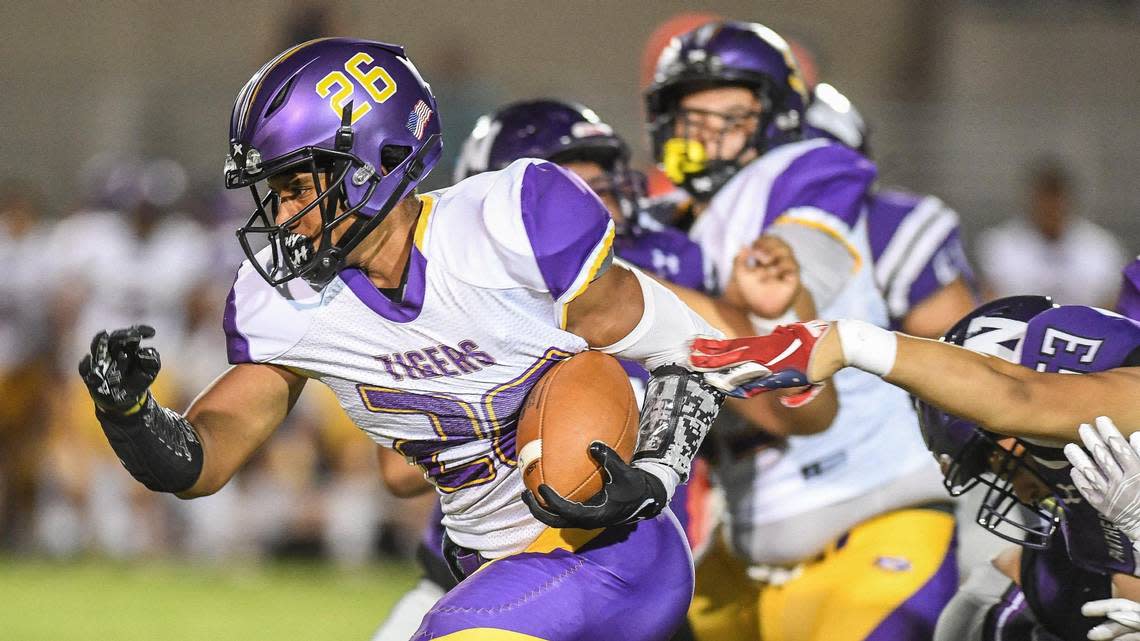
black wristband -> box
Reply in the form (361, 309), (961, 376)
(96, 394), (204, 493)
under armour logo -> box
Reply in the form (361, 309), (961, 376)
(651, 249), (680, 276)
(232, 142), (243, 157)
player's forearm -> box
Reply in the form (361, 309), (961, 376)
(377, 446), (433, 497)
(179, 364), (304, 498)
(96, 394), (205, 494)
(899, 278), (977, 339)
(885, 334), (1138, 440)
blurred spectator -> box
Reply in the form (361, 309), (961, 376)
(49, 157), (210, 372)
(0, 179), (54, 550)
(978, 157), (1127, 306)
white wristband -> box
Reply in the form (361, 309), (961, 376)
(634, 460), (680, 503)
(836, 319), (898, 377)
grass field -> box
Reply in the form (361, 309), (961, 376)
(0, 557), (419, 641)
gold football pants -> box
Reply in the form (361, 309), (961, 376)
(688, 507), (957, 641)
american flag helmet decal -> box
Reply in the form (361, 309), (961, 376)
(406, 99), (433, 140)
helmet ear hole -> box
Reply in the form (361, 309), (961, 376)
(265, 76), (298, 118)
(380, 145), (412, 174)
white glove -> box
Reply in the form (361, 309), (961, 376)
(1064, 416), (1140, 541)
(1083, 598), (1140, 640)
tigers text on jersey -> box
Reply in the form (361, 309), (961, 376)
(688, 138), (945, 562)
(223, 159), (614, 558)
(867, 189), (975, 327)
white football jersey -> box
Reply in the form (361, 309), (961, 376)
(689, 139), (945, 561)
(224, 159), (615, 558)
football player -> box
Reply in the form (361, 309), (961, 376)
(374, 98), (835, 641)
(901, 297), (1140, 641)
(77, 39), (729, 641)
(645, 21), (956, 641)
(804, 82), (978, 338)
(690, 264), (1140, 441)
(372, 98), (712, 641)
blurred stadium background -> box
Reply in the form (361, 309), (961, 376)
(0, 1), (1137, 639)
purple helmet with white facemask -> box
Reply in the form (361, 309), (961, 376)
(225, 38), (443, 288)
(919, 295), (1140, 554)
(645, 21), (808, 200)
(917, 295), (1059, 549)
(454, 99), (646, 228)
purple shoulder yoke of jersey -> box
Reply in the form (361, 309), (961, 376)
(519, 162), (611, 299)
(765, 141), (876, 231)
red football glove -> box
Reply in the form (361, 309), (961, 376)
(690, 320), (831, 403)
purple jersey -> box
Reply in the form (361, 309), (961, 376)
(614, 224), (705, 293)
(981, 545), (1112, 641)
(1118, 258), (1140, 321)
(867, 188), (976, 328)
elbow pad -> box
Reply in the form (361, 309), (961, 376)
(96, 394), (204, 493)
(632, 365), (725, 501)
(599, 263), (723, 372)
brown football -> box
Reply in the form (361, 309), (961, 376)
(517, 351), (639, 506)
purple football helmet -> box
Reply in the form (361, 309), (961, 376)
(224, 38), (443, 288)
(645, 21), (809, 200)
(803, 83), (870, 156)
(918, 295), (1065, 549)
(453, 99), (646, 227)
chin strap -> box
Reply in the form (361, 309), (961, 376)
(292, 132), (442, 289)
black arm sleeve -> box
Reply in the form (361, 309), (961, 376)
(632, 365), (724, 483)
(95, 394), (204, 493)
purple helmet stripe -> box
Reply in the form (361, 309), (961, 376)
(235, 38), (331, 136)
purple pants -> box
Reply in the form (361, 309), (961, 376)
(412, 509), (694, 641)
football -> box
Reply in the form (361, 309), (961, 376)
(517, 351), (639, 506)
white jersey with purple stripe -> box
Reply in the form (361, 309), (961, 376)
(689, 139), (944, 559)
(1119, 257), (1140, 321)
(223, 159), (614, 558)
(867, 188), (976, 328)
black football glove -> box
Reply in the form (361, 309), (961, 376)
(522, 441), (668, 529)
(78, 325), (161, 414)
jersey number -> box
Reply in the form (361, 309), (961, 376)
(357, 348), (570, 492)
(315, 52), (397, 125)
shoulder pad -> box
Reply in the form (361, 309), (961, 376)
(426, 159), (614, 303)
(223, 246), (322, 364)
